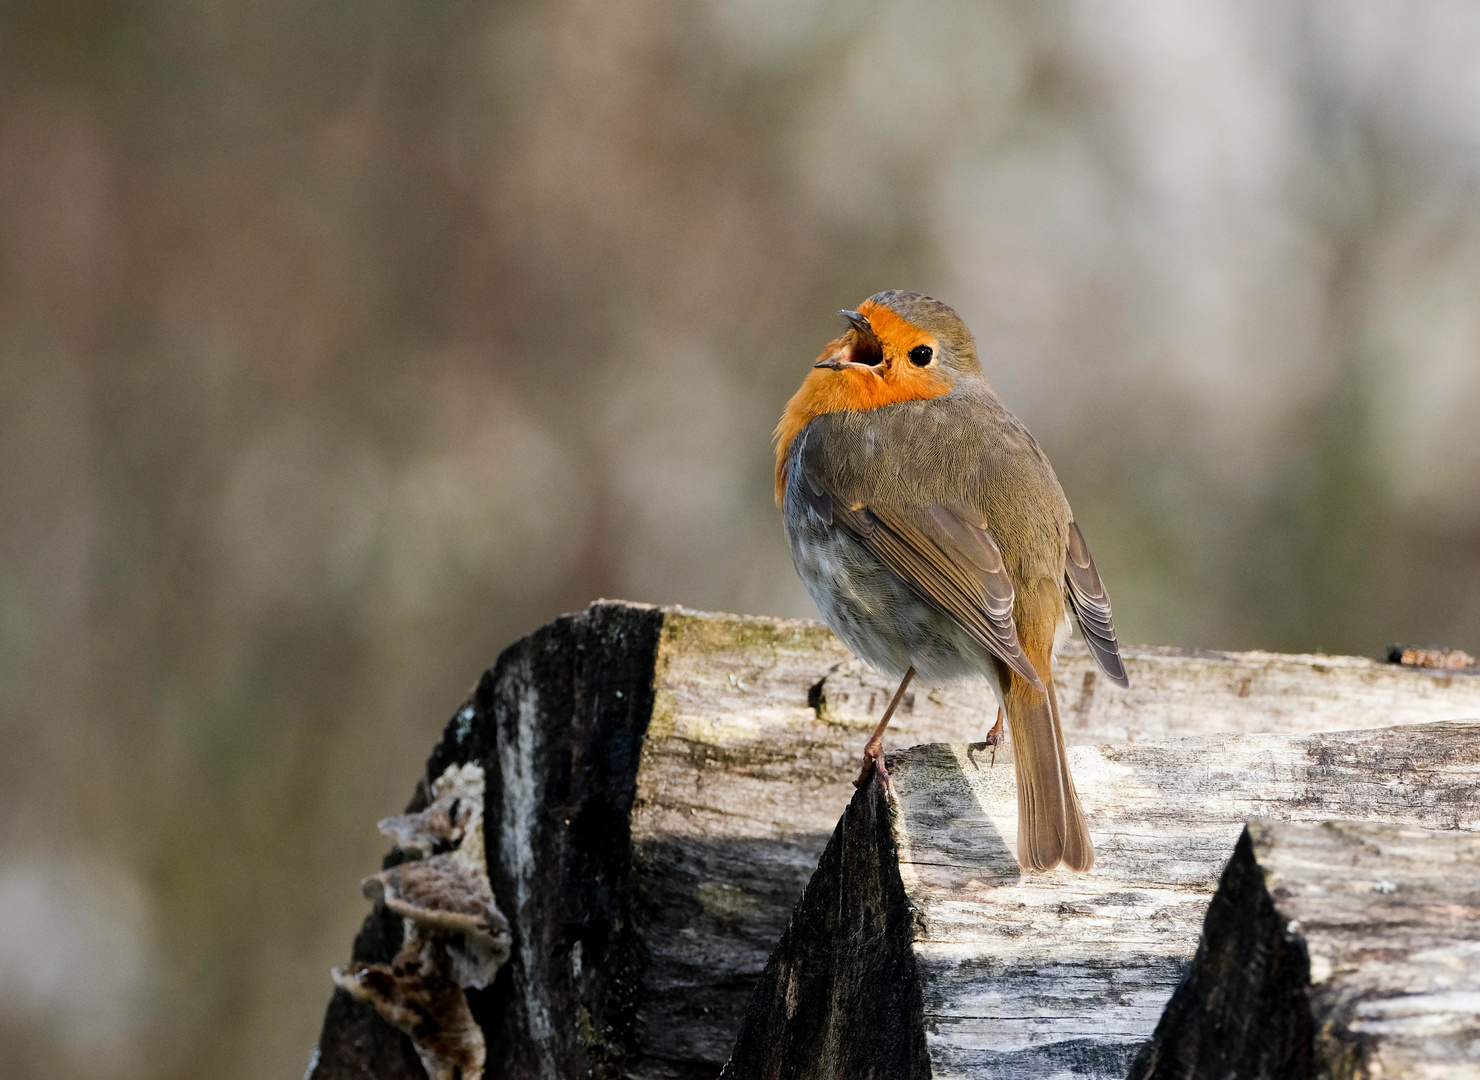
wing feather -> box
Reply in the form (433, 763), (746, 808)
(1064, 521), (1129, 687)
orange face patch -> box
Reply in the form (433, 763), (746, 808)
(774, 299), (952, 503)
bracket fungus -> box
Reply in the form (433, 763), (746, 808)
(332, 762), (508, 1080)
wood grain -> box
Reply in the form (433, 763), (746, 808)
(723, 722), (1480, 1079)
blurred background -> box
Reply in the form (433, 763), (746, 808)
(2, 0), (1479, 1075)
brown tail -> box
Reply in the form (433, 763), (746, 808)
(1003, 631), (1093, 872)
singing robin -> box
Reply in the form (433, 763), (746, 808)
(775, 290), (1128, 872)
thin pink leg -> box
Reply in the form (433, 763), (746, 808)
(854, 667), (916, 789)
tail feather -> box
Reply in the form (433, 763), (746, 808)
(1005, 658), (1093, 873)
(1048, 675), (1093, 871)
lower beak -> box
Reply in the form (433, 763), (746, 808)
(814, 357), (873, 371)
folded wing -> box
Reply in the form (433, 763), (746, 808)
(802, 458), (1043, 691)
(1064, 520), (1129, 687)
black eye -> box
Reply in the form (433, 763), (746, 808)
(908, 345), (933, 366)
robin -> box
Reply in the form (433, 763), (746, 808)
(775, 290), (1128, 872)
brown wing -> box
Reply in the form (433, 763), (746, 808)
(803, 459), (1043, 691)
(1064, 521), (1129, 687)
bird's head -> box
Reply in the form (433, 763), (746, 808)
(812, 291), (981, 384)
(774, 291), (981, 503)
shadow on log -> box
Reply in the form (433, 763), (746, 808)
(1129, 819), (1480, 1079)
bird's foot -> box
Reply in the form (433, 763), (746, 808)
(984, 709), (1005, 767)
(853, 742), (889, 789)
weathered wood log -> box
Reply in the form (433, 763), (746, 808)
(1128, 819), (1480, 1079)
(308, 602), (1480, 1079)
(721, 723), (1480, 1079)
(820, 640), (1480, 744)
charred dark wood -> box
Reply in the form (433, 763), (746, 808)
(308, 851), (433, 1080)
(306, 810), (432, 1071)
(721, 781), (928, 1080)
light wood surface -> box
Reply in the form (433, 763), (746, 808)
(722, 722), (1480, 1078)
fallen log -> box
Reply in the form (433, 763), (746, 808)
(307, 602), (1480, 1079)
(1128, 819), (1480, 1080)
(720, 723), (1480, 1079)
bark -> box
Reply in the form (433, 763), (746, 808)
(1129, 819), (1480, 1079)
(308, 601), (1480, 1080)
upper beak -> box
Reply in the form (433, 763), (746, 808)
(815, 308), (882, 369)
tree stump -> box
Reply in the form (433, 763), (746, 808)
(1128, 819), (1480, 1080)
(307, 601), (1480, 1079)
(721, 724), (1480, 1079)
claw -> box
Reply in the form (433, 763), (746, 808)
(854, 744), (889, 789)
(984, 707), (1005, 767)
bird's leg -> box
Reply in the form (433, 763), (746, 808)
(985, 707), (1005, 767)
(854, 667), (916, 789)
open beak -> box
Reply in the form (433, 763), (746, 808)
(815, 309), (883, 370)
